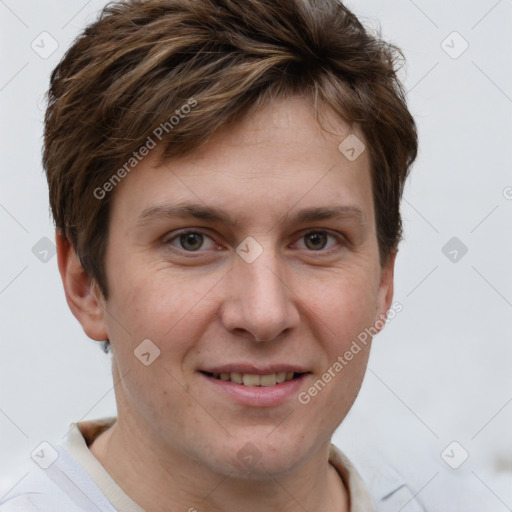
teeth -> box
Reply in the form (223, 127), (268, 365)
(243, 374), (261, 386)
(260, 374), (277, 387)
(230, 372), (243, 384)
(210, 371), (299, 386)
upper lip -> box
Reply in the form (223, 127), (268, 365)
(199, 364), (310, 375)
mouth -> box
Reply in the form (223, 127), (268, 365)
(200, 371), (306, 387)
(198, 367), (310, 407)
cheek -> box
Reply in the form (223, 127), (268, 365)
(306, 268), (379, 348)
(106, 264), (218, 360)
(105, 269), (207, 419)
(304, 276), (376, 420)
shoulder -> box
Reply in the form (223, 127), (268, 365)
(0, 469), (80, 511)
(0, 493), (71, 511)
(330, 443), (428, 512)
(0, 441), (117, 512)
(351, 451), (428, 512)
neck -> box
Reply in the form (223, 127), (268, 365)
(89, 414), (349, 512)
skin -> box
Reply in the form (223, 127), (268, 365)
(57, 95), (396, 512)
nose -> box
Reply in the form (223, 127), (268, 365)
(219, 242), (300, 343)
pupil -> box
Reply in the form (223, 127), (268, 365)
(305, 232), (327, 250)
(181, 233), (203, 251)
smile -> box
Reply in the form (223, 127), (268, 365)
(202, 371), (301, 387)
(199, 368), (309, 407)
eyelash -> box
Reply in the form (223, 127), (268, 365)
(163, 229), (345, 256)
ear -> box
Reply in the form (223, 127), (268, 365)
(56, 230), (108, 341)
(373, 249), (397, 334)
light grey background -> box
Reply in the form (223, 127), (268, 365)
(1, 1), (511, 510)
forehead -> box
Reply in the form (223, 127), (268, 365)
(109, 96), (374, 230)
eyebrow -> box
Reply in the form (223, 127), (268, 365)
(136, 201), (367, 229)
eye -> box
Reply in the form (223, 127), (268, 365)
(295, 230), (343, 252)
(163, 230), (217, 252)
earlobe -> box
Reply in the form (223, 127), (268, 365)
(55, 231), (108, 342)
(374, 249), (397, 333)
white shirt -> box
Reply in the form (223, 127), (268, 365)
(0, 417), (426, 511)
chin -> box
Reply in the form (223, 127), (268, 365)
(205, 430), (315, 479)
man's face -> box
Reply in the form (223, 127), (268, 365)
(96, 96), (394, 476)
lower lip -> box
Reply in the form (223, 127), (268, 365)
(199, 372), (309, 407)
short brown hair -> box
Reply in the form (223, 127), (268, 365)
(44, 0), (418, 300)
